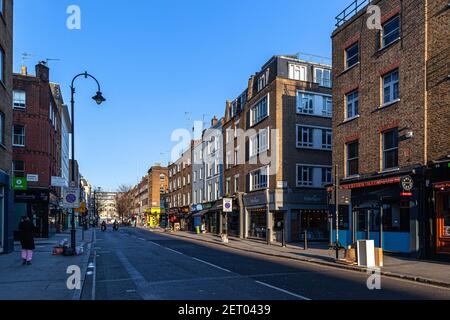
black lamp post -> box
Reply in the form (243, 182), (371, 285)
(70, 72), (105, 252)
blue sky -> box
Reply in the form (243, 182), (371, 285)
(14, 0), (350, 191)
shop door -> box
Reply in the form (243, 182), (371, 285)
(300, 210), (330, 241)
(436, 192), (450, 254)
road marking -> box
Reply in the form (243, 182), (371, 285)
(255, 281), (311, 301)
(138, 238), (146, 241)
(116, 250), (159, 300)
(148, 241), (163, 248)
(165, 247), (185, 255)
(192, 257), (232, 273)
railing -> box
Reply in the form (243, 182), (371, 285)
(335, 0), (372, 28)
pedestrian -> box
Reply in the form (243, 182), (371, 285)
(18, 216), (35, 266)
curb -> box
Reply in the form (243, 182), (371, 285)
(72, 229), (95, 300)
(159, 230), (450, 289)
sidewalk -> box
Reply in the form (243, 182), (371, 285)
(0, 228), (94, 300)
(154, 228), (450, 288)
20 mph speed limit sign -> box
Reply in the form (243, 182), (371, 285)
(62, 187), (80, 209)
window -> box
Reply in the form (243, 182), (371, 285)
(346, 141), (359, 177)
(13, 160), (25, 177)
(234, 148), (239, 166)
(322, 167), (332, 185)
(297, 166), (314, 187)
(226, 178), (231, 195)
(382, 203), (410, 232)
(187, 174), (191, 184)
(383, 69), (399, 105)
(13, 91), (26, 109)
(346, 90), (359, 119)
(183, 177), (186, 186)
(298, 93), (314, 114)
(289, 64), (306, 81)
(315, 68), (332, 87)
(215, 182), (219, 199)
(383, 129), (399, 170)
(226, 152), (231, 169)
(297, 127), (314, 148)
(323, 96), (333, 117)
(250, 96), (268, 126)
(249, 128), (269, 157)
(345, 43), (359, 69)
(193, 171), (197, 182)
(234, 175), (239, 193)
(382, 15), (400, 48)
(322, 129), (332, 150)
(257, 69), (269, 91)
(12, 125), (25, 147)
(250, 167), (268, 191)
(0, 112), (4, 145)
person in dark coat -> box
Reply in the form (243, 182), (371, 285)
(18, 216), (35, 266)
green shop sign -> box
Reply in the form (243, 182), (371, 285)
(12, 177), (27, 191)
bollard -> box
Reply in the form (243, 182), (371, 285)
(304, 230), (308, 250)
(267, 228), (271, 246)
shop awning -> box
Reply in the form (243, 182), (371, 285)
(193, 210), (209, 217)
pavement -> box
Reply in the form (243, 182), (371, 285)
(0, 227), (94, 300)
(150, 227), (450, 289)
(81, 227), (450, 300)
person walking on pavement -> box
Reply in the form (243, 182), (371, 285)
(18, 216), (35, 266)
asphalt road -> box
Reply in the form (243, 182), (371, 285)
(81, 227), (450, 300)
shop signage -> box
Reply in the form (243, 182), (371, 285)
(51, 176), (68, 188)
(62, 187), (80, 209)
(341, 177), (401, 190)
(223, 198), (233, 213)
(401, 176), (414, 192)
(434, 182), (450, 190)
(244, 192), (267, 207)
(12, 177), (27, 191)
(400, 192), (413, 197)
(26, 174), (39, 182)
(445, 227), (450, 237)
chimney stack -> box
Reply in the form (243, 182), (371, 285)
(35, 61), (49, 82)
(211, 116), (218, 127)
(20, 66), (28, 76)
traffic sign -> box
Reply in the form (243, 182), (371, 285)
(62, 187), (80, 209)
(223, 198), (233, 213)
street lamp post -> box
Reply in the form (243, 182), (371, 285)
(70, 72), (105, 252)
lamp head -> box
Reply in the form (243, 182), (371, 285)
(92, 91), (106, 105)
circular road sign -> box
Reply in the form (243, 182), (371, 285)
(66, 194), (77, 204)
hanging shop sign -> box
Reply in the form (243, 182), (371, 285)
(12, 177), (27, 191)
(401, 176), (414, 192)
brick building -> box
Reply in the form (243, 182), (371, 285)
(331, 0), (449, 258)
(166, 143), (193, 231)
(145, 165), (168, 227)
(223, 55), (333, 243)
(12, 62), (62, 238)
(0, 0), (13, 253)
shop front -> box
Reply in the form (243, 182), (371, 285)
(244, 191), (269, 241)
(291, 209), (330, 242)
(332, 174), (420, 254)
(434, 182), (450, 255)
(427, 159), (450, 258)
(0, 172), (13, 254)
(145, 208), (162, 228)
(13, 189), (54, 239)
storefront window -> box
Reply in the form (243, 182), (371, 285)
(444, 195), (450, 236)
(248, 210), (267, 240)
(332, 205), (350, 230)
(356, 209), (380, 232)
(382, 204), (410, 232)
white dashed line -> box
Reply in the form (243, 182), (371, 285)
(192, 258), (232, 273)
(255, 281), (311, 300)
(165, 247), (185, 255)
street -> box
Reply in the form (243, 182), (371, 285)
(81, 227), (450, 300)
